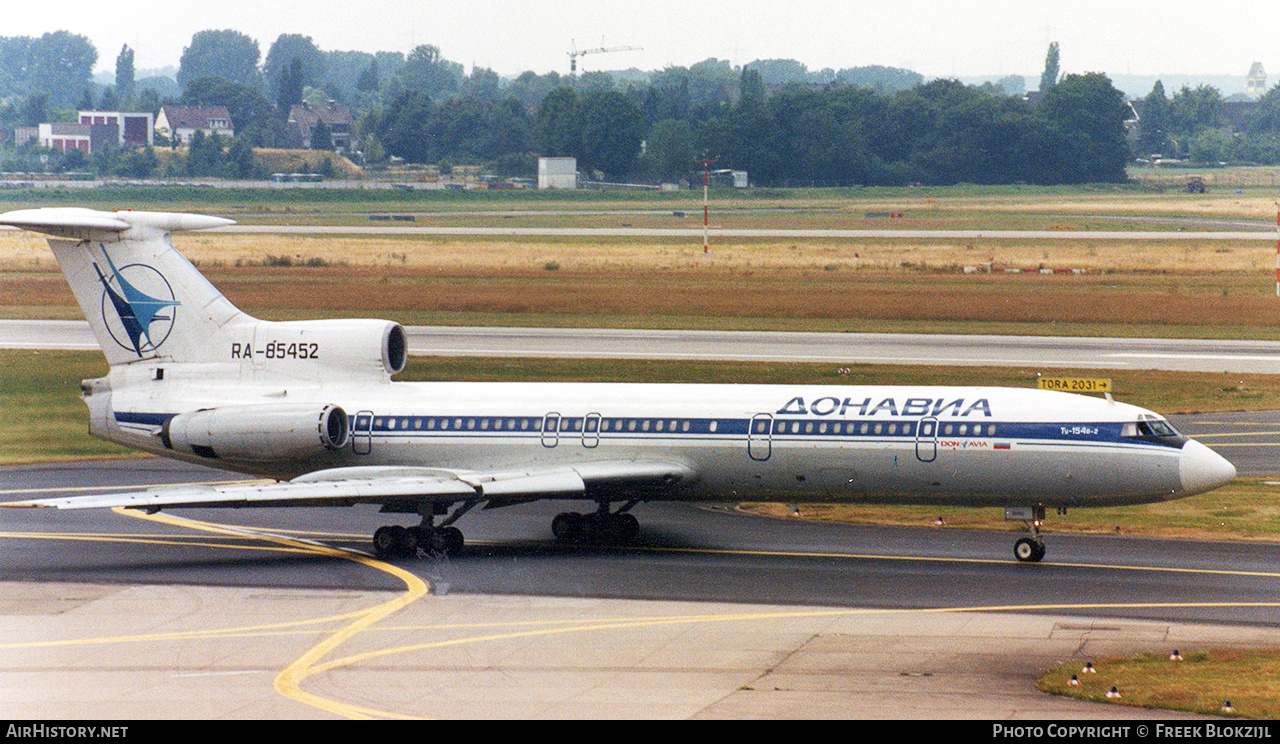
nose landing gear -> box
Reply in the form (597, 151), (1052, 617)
(1007, 505), (1048, 563)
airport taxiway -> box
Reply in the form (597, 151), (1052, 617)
(4, 448), (1280, 719)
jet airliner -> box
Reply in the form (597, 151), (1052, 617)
(0, 208), (1237, 562)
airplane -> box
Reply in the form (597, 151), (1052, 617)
(0, 208), (1237, 563)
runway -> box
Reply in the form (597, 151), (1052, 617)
(6, 319), (1280, 374)
(214, 224), (1280, 241)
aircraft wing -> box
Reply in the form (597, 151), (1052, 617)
(0, 460), (694, 511)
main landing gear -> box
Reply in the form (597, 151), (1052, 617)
(552, 500), (641, 544)
(372, 501), (475, 559)
(370, 500), (645, 558)
(1007, 505), (1048, 563)
(372, 523), (464, 558)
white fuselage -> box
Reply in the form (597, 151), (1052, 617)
(93, 376), (1221, 508)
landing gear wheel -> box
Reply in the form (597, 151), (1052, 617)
(1014, 537), (1046, 563)
(553, 510), (641, 544)
(373, 526), (399, 558)
(438, 526), (464, 554)
(373, 525), (417, 559)
(612, 513), (640, 542)
(552, 512), (584, 542)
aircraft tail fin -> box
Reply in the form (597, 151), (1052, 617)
(1, 208), (249, 366)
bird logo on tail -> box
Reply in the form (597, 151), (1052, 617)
(93, 246), (180, 356)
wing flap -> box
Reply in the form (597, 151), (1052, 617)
(2, 473), (476, 510)
(2, 460), (693, 511)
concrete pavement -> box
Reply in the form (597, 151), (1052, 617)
(2, 581), (1260, 719)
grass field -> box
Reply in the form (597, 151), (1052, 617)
(5, 229), (1280, 339)
(1039, 650), (1280, 718)
(7, 182), (1280, 341)
(3, 175), (1280, 219)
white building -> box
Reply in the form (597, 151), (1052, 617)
(155, 105), (234, 145)
(14, 122), (117, 154)
(538, 157), (577, 190)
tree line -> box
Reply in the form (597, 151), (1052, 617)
(1, 29), (1277, 185)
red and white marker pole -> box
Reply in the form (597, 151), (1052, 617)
(697, 157), (715, 254)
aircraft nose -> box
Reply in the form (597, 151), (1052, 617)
(1179, 439), (1236, 495)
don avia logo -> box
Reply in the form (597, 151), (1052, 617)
(93, 245), (180, 356)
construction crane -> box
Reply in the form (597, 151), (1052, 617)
(568, 39), (641, 76)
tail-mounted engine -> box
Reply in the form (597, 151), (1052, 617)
(161, 403), (349, 461)
(233, 319), (407, 382)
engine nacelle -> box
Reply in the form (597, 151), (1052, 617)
(161, 403), (349, 461)
(236, 319), (407, 382)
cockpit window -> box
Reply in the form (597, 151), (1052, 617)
(1122, 418), (1188, 448)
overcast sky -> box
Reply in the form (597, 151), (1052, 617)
(7, 0), (1278, 80)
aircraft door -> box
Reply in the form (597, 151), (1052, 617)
(353, 410), (373, 455)
(541, 413), (560, 448)
(583, 413), (601, 448)
(915, 416), (938, 462)
(748, 413), (773, 461)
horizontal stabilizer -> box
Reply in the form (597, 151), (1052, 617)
(0, 208), (233, 241)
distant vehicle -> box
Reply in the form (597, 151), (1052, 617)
(271, 173), (323, 183)
(0, 208), (1237, 563)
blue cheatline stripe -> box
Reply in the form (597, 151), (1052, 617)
(113, 411), (177, 427)
(111, 410), (1179, 449)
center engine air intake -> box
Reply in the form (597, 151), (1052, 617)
(161, 403), (349, 461)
